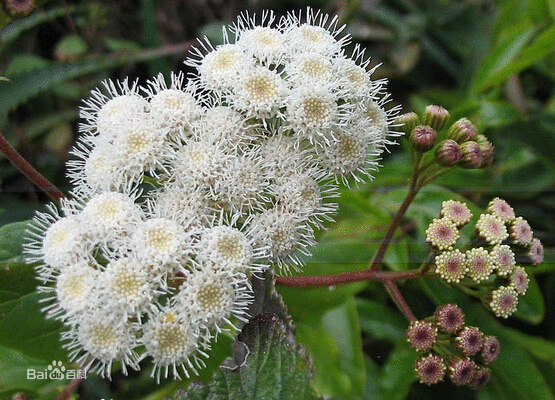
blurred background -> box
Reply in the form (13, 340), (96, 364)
(1, 0), (554, 399)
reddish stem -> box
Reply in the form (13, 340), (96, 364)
(54, 378), (83, 400)
(0, 131), (65, 203)
(275, 268), (427, 287)
(383, 280), (416, 321)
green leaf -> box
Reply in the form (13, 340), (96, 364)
(473, 22), (536, 93)
(174, 313), (322, 400)
(380, 342), (416, 400)
(512, 273), (545, 324)
(322, 297), (366, 399)
(478, 24), (555, 91)
(0, 220), (30, 262)
(356, 298), (407, 342)
(0, 345), (70, 399)
(0, 6), (79, 52)
(0, 292), (67, 361)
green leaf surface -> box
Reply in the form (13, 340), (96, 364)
(322, 297), (366, 399)
(379, 342), (416, 400)
(478, 24), (555, 91)
(512, 273), (545, 324)
(356, 298), (407, 342)
(0, 220), (30, 261)
(0, 292), (67, 361)
(175, 313), (322, 400)
(473, 22), (536, 93)
(0, 345), (69, 399)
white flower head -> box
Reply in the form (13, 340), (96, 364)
(196, 43), (249, 91)
(249, 208), (316, 273)
(210, 152), (270, 213)
(98, 257), (161, 317)
(195, 224), (262, 274)
(144, 72), (203, 137)
(142, 307), (208, 381)
(232, 65), (287, 120)
(286, 52), (333, 85)
(236, 25), (285, 64)
(132, 218), (191, 269)
(281, 8), (347, 56)
(285, 83), (343, 143)
(79, 78), (149, 140)
(64, 310), (141, 378)
(82, 192), (143, 238)
(174, 268), (253, 333)
(41, 261), (100, 321)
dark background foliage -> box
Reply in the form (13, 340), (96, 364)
(0, 0), (554, 399)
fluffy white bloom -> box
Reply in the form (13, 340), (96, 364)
(249, 208), (316, 272)
(195, 224), (262, 274)
(79, 78), (149, 139)
(231, 65), (287, 120)
(174, 268), (253, 333)
(64, 310), (141, 378)
(196, 43), (249, 91)
(142, 307), (208, 381)
(97, 257), (161, 317)
(285, 52), (333, 85)
(131, 218), (191, 269)
(144, 72), (203, 137)
(82, 192), (143, 238)
(236, 25), (285, 64)
(41, 261), (100, 321)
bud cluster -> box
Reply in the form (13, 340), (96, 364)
(428, 198), (544, 319)
(408, 304), (499, 389)
(24, 8), (401, 380)
(397, 105), (494, 170)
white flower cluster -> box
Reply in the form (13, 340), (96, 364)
(25, 8), (399, 381)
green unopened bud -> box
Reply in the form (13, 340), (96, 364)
(448, 118), (477, 143)
(423, 105), (450, 131)
(395, 112), (420, 135)
(410, 125), (437, 152)
(459, 141), (483, 169)
(475, 134), (494, 167)
(435, 139), (461, 167)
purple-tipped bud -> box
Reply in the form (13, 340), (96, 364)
(415, 353), (446, 385)
(476, 134), (494, 167)
(449, 357), (477, 386)
(527, 238), (544, 265)
(448, 118), (478, 143)
(481, 336), (500, 364)
(456, 326), (484, 356)
(423, 105), (450, 131)
(396, 112), (420, 135)
(434, 303), (465, 334)
(407, 320), (438, 352)
(470, 367), (491, 390)
(435, 140), (461, 167)
(410, 125), (437, 152)
(459, 141), (483, 169)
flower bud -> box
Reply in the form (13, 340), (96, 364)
(423, 104), (450, 131)
(448, 118), (477, 143)
(395, 112), (420, 135)
(435, 139), (461, 167)
(475, 134), (494, 167)
(410, 125), (437, 152)
(458, 141), (483, 169)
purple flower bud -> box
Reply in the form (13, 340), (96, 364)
(435, 140), (461, 167)
(448, 118), (477, 143)
(459, 141), (483, 169)
(395, 112), (420, 135)
(410, 125), (437, 152)
(423, 105), (450, 131)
